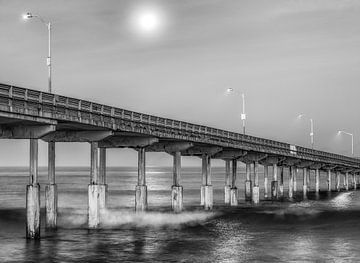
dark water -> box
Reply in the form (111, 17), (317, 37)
(1, 167), (360, 262)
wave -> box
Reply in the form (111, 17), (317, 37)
(58, 208), (217, 229)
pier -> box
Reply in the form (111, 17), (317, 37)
(0, 83), (359, 239)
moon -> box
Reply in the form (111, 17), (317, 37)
(130, 5), (167, 38)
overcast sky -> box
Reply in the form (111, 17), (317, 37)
(0, 0), (360, 167)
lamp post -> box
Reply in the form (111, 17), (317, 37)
(226, 88), (246, 135)
(338, 130), (354, 156)
(298, 114), (314, 149)
(23, 12), (52, 93)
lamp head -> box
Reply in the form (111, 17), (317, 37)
(226, 88), (233, 93)
(22, 12), (33, 20)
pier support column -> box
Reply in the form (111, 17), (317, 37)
(224, 160), (231, 205)
(230, 160), (238, 206)
(294, 168), (298, 194)
(172, 151), (183, 213)
(135, 148), (147, 212)
(88, 142), (106, 229)
(345, 172), (349, 191)
(353, 173), (357, 190)
(336, 172), (341, 191)
(315, 169), (320, 194)
(264, 165), (269, 199)
(252, 162), (260, 204)
(26, 139), (40, 239)
(245, 163), (252, 201)
(271, 164), (278, 200)
(327, 170), (332, 192)
(279, 166), (284, 198)
(303, 168), (308, 200)
(45, 141), (57, 229)
(288, 166), (294, 200)
(201, 154), (213, 210)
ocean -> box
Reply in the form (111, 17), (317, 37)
(0, 166), (360, 262)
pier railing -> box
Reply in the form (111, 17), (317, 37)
(0, 83), (359, 168)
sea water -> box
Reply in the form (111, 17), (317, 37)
(0, 166), (360, 262)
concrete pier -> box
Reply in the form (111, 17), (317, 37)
(264, 165), (269, 198)
(288, 166), (294, 200)
(26, 139), (40, 239)
(327, 170), (332, 192)
(230, 159), (238, 206)
(303, 168), (308, 200)
(88, 142), (107, 228)
(345, 172), (349, 191)
(336, 172), (341, 191)
(245, 162), (252, 201)
(135, 148), (147, 212)
(307, 169), (311, 192)
(45, 141), (57, 229)
(353, 173), (357, 190)
(172, 151), (183, 213)
(315, 169), (320, 194)
(294, 168), (298, 194)
(201, 154), (213, 210)
(279, 166), (284, 198)
(271, 164), (278, 200)
(252, 162), (260, 204)
(224, 160), (231, 205)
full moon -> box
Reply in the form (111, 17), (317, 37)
(130, 5), (166, 38)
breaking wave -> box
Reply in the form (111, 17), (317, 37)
(58, 208), (217, 229)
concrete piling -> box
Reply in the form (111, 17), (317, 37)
(172, 151), (183, 213)
(245, 163), (252, 201)
(327, 170), (332, 192)
(45, 141), (57, 229)
(279, 166), (284, 198)
(88, 142), (107, 228)
(315, 169), (320, 194)
(135, 148), (147, 212)
(303, 168), (308, 200)
(230, 159), (238, 206)
(353, 173), (357, 190)
(26, 139), (40, 239)
(224, 160), (231, 205)
(264, 165), (269, 199)
(252, 162), (260, 204)
(271, 164), (278, 200)
(288, 166), (294, 200)
(294, 168), (298, 194)
(336, 172), (341, 191)
(345, 172), (349, 191)
(201, 154), (213, 210)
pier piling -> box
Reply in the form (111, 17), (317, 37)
(45, 141), (57, 229)
(135, 148), (147, 212)
(26, 139), (40, 239)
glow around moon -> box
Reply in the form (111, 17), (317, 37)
(129, 5), (167, 38)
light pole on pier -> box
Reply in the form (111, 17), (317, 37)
(338, 130), (354, 156)
(22, 12), (52, 93)
(226, 88), (246, 135)
(298, 114), (314, 149)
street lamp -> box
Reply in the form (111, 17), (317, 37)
(338, 130), (354, 156)
(298, 114), (314, 149)
(226, 88), (246, 135)
(22, 12), (52, 93)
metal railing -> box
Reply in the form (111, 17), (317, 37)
(0, 83), (359, 167)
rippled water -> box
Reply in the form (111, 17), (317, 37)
(0, 167), (360, 262)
